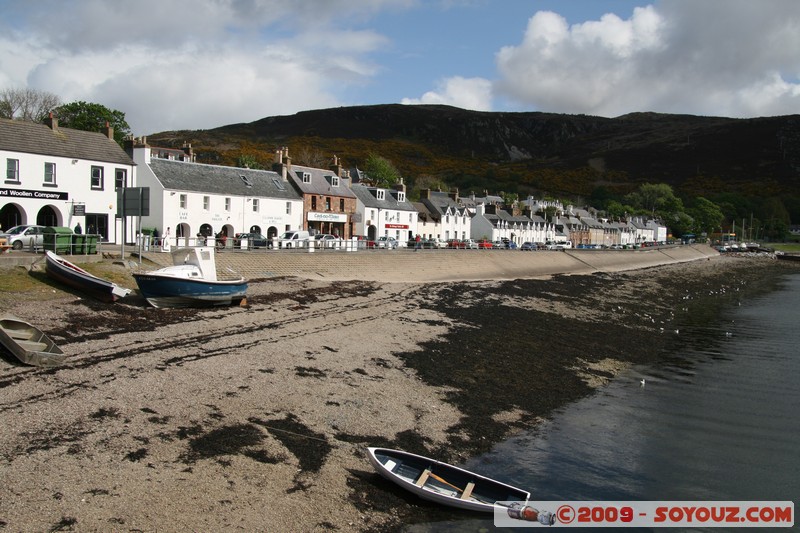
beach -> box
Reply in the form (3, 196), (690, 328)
(0, 252), (793, 532)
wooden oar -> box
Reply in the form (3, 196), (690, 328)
(427, 471), (464, 493)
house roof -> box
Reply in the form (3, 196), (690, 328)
(0, 118), (134, 166)
(350, 184), (417, 211)
(286, 164), (357, 198)
(147, 158), (302, 199)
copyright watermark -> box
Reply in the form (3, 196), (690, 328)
(494, 501), (794, 527)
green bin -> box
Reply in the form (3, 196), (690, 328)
(43, 226), (73, 254)
(85, 234), (98, 255)
(71, 234), (87, 254)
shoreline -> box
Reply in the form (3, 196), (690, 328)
(0, 254), (795, 532)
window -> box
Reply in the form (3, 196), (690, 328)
(286, 202), (291, 215)
(252, 199), (259, 212)
(339, 198), (344, 211)
(91, 166), (104, 189)
(180, 194), (187, 209)
(330, 176), (339, 187)
(311, 196), (317, 210)
(44, 162), (56, 185)
(6, 158), (19, 182)
(398, 192), (405, 202)
(272, 177), (285, 190)
(203, 196), (210, 210)
(325, 197), (331, 211)
(115, 168), (127, 190)
(376, 190), (385, 200)
(302, 172), (311, 183)
(240, 175), (252, 187)
(225, 197), (231, 211)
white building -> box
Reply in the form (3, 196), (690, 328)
(1, 116), (136, 243)
(350, 183), (418, 242)
(471, 203), (551, 245)
(130, 141), (303, 246)
(414, 189), (471, 241)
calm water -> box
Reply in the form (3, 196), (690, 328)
(408, 272), (800, 531)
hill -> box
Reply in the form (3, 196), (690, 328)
(147, 104), (800, 209)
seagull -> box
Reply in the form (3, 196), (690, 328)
(640, 379), (646, 387)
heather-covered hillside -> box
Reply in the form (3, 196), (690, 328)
(147, 104), (800, 221)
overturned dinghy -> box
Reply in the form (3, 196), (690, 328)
(45, 250), (131, 303)
(0, 316), (66, 367)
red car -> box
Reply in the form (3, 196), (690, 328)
(477, 240), (493, 249)
(447, 239), (466, 249)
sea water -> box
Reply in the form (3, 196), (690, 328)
(408, 272), (800, 531)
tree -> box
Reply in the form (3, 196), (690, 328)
(0, 87), (61, 122)
(237, 154), (263, 170)
(688, 197), (724, 235)
(51, 101), (131, 147)
(363, 153), (402, 188)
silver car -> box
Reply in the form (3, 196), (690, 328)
(0, 225), (46, 250)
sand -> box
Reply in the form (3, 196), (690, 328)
(0, 253), (794, 532)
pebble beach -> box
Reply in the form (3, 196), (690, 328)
(0, 250), (793, 532)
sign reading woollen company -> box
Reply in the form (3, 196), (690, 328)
(0, 188), (69, 201)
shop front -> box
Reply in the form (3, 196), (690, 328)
(307, 212), (349, 238)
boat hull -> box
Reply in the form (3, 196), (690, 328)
(0, 316), (66, 367)
(367, 447), (529, 513)
(45, 251), (131, 303)
(132, 273), (248, 308)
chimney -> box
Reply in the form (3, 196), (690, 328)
(393, 176), (406, 193)
(449, 187), (459, 201)
(420, 188), (431, 199)
(272, 146), (291, 181)
(45, 112), (58, 130)
(102, 121), (114, 140)
(330, 154), (342, 177)
(182, 142), (195, 162)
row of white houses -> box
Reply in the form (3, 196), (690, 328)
(1, 118), (667, 248)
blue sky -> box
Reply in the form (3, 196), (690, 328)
(1, 0), (798, 135)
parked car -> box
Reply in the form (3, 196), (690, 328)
(430, 238), (448, 249)
(279, 230), (311, 248)
(376, 236), (398, 249)
(462, 239), (478, 249)
(355, 235), (378, 249)
(520, 242), (537, 251)
(447, 239), (466, 249)
(314, 234), (339, 248)
(0, 225), (46, 250)
(234, 232), (269, 249)
(545, 240), (573, 250)
(477, 240), (493, 249)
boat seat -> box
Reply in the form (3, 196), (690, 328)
(16, 341), (48, 353)
(7, 330), (33, 340)
(415, 469), (431, 487)
(460, 481), (475, 500)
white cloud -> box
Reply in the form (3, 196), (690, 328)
(401, 76), (493, 110)
(0, 0), (403, 133)
(494, 0), (800, 117)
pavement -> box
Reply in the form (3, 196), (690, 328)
(0, 243), (719, 282)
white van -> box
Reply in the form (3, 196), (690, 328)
(278, 230), (311, 248)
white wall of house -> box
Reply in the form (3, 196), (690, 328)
(358, 205), (417, 242)
(133, 147), (303, 245)
(2, 149), (133, 243)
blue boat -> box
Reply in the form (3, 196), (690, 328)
(132, 247), (247, 308)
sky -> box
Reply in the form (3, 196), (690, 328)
(1, 0), (799, 135)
